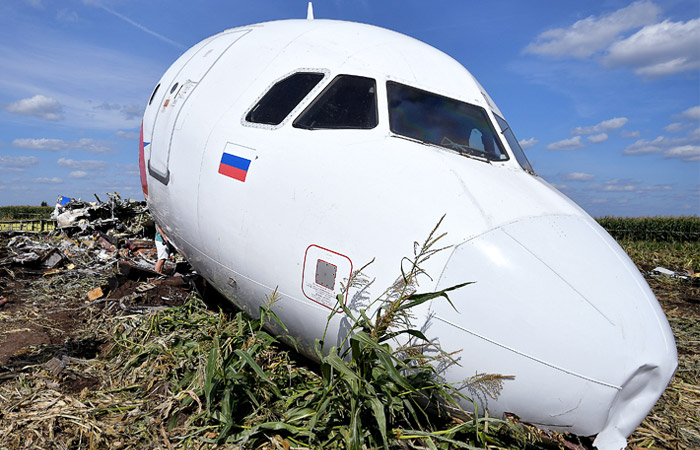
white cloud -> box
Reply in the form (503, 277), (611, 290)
(563, 172), (596, 181)
(679, 106), (700, 121)
(622, 130), (641, 138)
(0, 156), (40, 169)
(624, 136), (666, 155)
(623, 129), (700, 161)
(69, 170), (89, 179)
(547, 136), (584, 151)
(572, 117), (627, 134)
(604, 18), (700, 78)
(116, 130), (139, 140)
(523, 1), (661, 58)
(590, 179), (641, 192)
(5, 94), (64, 121)
(587, 133), (609, 143)
(640, 185), (673, 192)
(13, 138), (67, 151)
(13, 138), (112, 153)
(35, 177), (62, 184)
(57, 157), (109, 171)
(121, 104), (143, 120)
(665, 145), (700, 162)
(664, 122), (686, 133)
(589, 179), (673, 195)
(519, 137), (539, 149)
(524, 3), (699, 79)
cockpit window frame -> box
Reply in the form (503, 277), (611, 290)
(242, 69), (330, 130)
(386, 80), (510, 163)
(494, 113), (535, 174)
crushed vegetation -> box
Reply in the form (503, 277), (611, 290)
(0, 211), (698, 449)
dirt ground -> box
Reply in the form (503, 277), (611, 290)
(0, 235), (191, 369)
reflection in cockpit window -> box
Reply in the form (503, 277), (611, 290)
(246, 72), (324, 125)
(387, 81), (508, 162)
(294, 75), (377, 130)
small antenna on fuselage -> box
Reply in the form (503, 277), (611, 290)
(307, 2), (314, 20)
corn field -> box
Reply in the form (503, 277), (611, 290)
(597, 216), (700, 242)
(0, 206), (53, 220)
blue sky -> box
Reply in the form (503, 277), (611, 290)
(0, 0), (698, 216)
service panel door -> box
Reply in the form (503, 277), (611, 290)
(148, 29), (250, 184)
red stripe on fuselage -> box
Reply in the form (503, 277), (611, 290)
(139, 123), (148, 197)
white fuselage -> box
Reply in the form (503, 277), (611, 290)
(139, 19), (677, 450)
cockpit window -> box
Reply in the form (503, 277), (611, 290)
(246, 72), (325, 125)
(494, 114), (534, 173)
(294, 75), (377, 130)
(387, 81), (508, 162)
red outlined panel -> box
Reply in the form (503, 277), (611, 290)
(302, 245), (353, 311)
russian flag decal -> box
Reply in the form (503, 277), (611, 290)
(219, 152), (251, 182)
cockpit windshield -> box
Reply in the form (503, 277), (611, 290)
(387, 81), (508, 162)
(494, 114), (534, 173)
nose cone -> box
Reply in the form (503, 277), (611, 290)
(432, 215), (677, 447)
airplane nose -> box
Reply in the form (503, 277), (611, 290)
(432, 215), (677, 445)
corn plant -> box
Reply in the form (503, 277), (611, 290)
(109, 218), (520, 449)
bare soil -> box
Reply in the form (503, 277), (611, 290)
(0, 236), (191, 369)
(0, 269), (87, 366)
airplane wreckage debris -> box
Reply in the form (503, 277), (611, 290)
(2, 193), (175, 274)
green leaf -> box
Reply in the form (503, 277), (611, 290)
(285, 407), (317, 423)
(233, 349), (281, 397)
(369, 396), (388, 449)
(324, 350), (360, 384)
(204, 345), (219, 407)
(398, 282), (473, 313)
